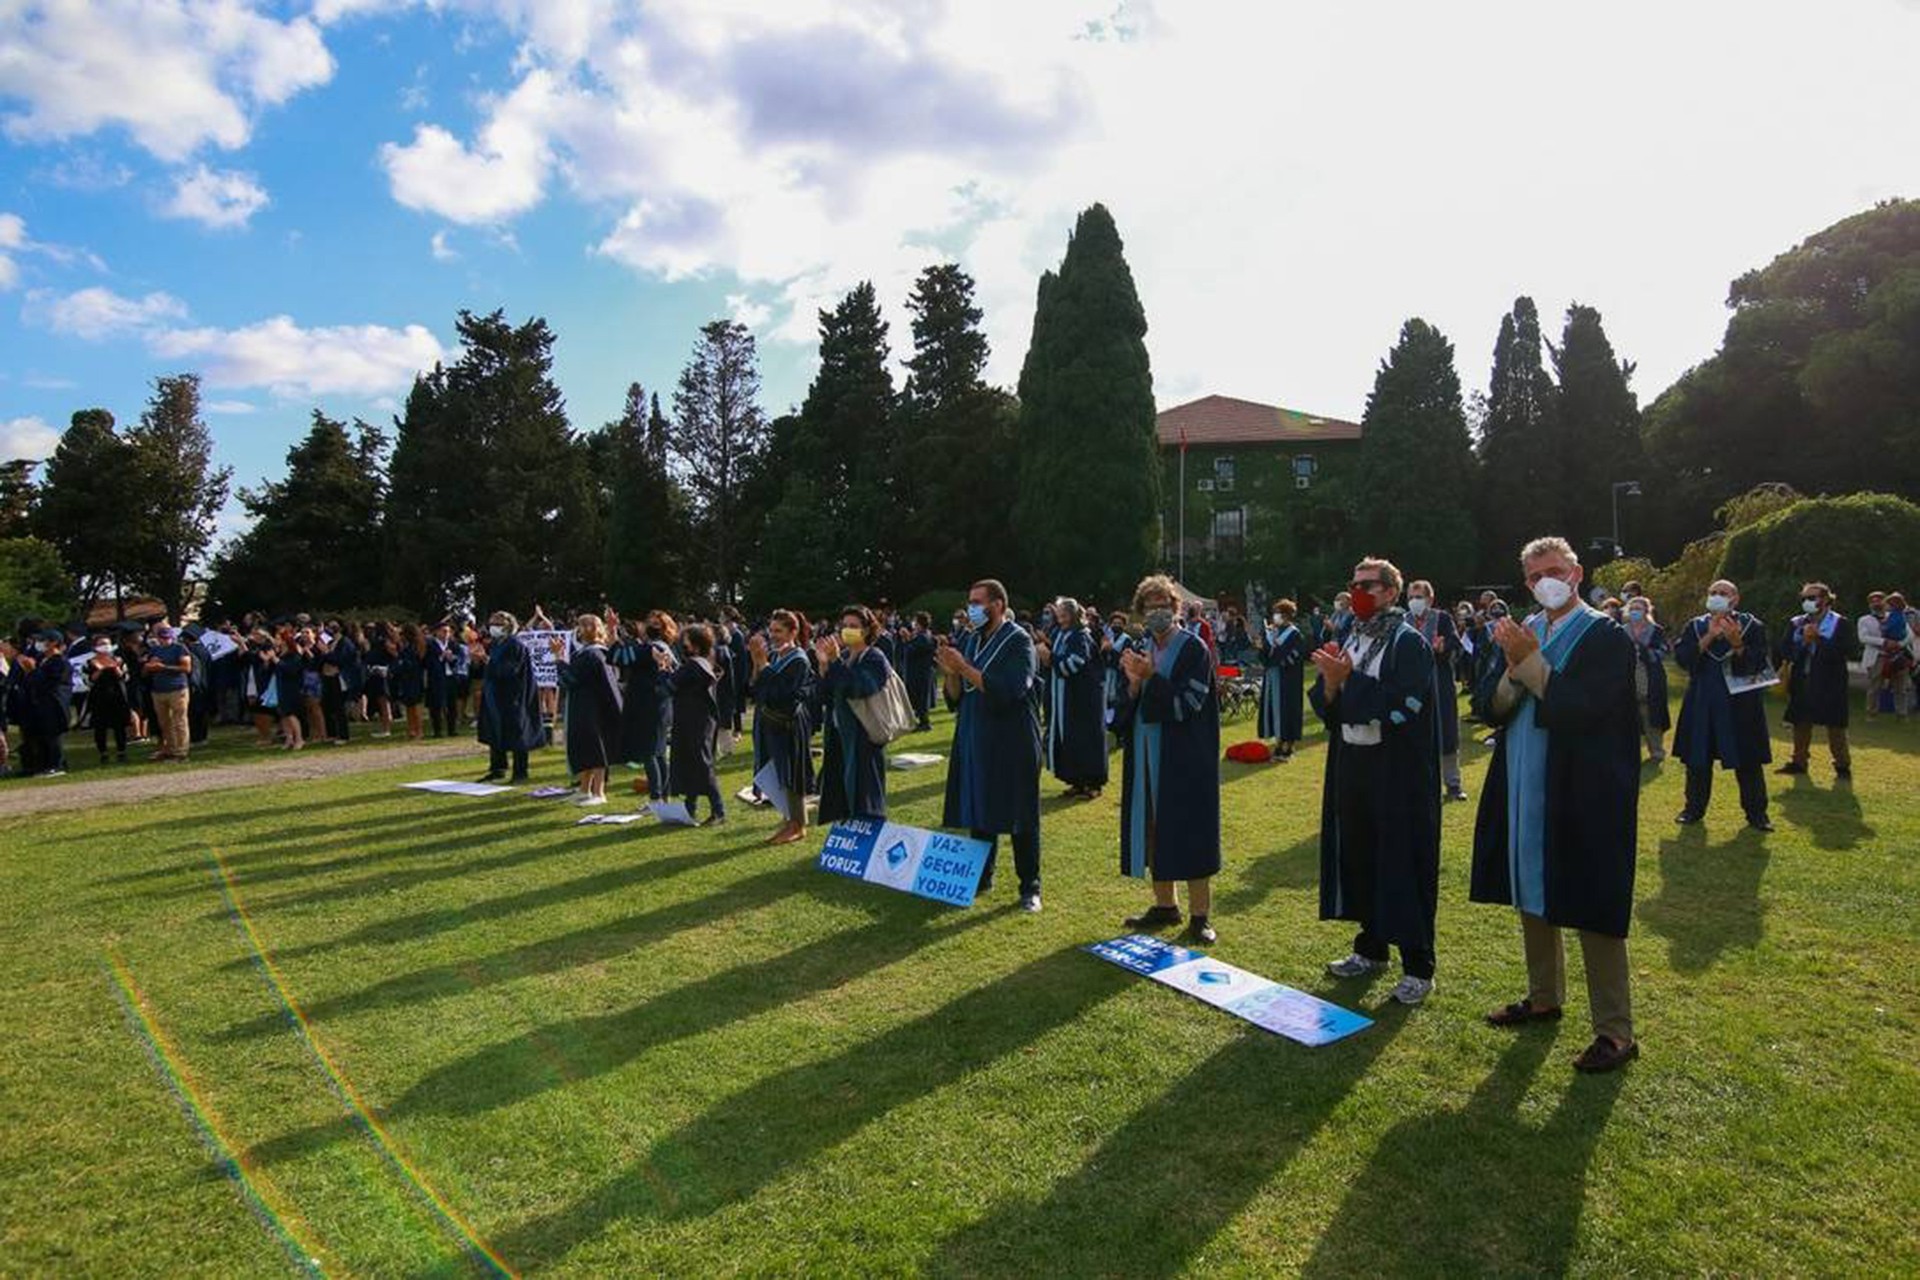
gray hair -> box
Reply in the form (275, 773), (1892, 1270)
(1053, 596), (1084, 626)
(1519, 536), (1580, 566)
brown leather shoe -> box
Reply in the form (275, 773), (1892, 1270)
(1485, 998), (1564, 1028)
(1573, 1035), (1639, 1073)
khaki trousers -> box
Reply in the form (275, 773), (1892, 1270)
(151, 689), (190, 759)
(1522, 912), (1633, 1044)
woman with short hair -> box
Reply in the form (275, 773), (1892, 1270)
(554, 613), (623, 805)
(478, 611), (541, 783)
(1042, 596), (1108, 800)
(1258, 598), (1306, 760)
(815, 605), (894, 822)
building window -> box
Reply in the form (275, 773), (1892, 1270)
(1212, 506), (1245, 553)
(1291, 454), (1317, 490)
(1214, 455), (1236, 482)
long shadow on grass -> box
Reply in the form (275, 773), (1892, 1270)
(234, 836), (765, 969)
(489, 945), (1129, 1270)
(1300, 1031), (1623, 1277)
(220, 851), (821, 1040)
(245, 895), (999, 1169)
(930, 1004), (1405, 1279)
(1215, 835), (1321, 916)
(1636, 825), (1770, 973)
(1775, 775), (1874, 851)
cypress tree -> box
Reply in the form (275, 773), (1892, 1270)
(795, 282), (895, 597)
(1474, 297), (1559, 576)
(1550, 304), (1644, 556)
(602, 382), (686, 609)
(1012, 203), (1159, 601)
(1355, 319), (1479, 591)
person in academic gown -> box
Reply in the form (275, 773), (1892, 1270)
(392, 624), (427, 740)
(724, 613), (751, 738)
(1113, 575), (1222, 943)
(1622, 596), (1670, 761)
(271, 630), (311, 751)
(1309, 558), (1442, 1006)
(669, 624), (725, 824)
(619, 612), (678, 798)
(939, 578), (1045, 912)
(1258, 598), (1306, 759)
(901, 613), (938, 732)
(1673, 579), (1773, 831)
(1472, 536), (1641, 1074)
(1774, 581), (1855, 779)
(555, 614), (623, 804)
(24, 630), (74, 775)
(425, 621), (466, 738)
(1041, 597), (1109, 799)
(750, 610), (817, 844)
(1405, 580), (1468, 801)
(476, 611), (541, 782)
(711, 625), (740, 756)
(815, 606), (893, 822)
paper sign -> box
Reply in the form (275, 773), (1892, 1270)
(1086, 934), (1372, 1046)
(577, 812), (644, 825)
(403, 779), (513, 796)
(752, 760), (790, 819)
(520, 629), (574, 689)
(527, 786), (575, 799)
(648, 800), (698, 826)
(888, 752), (945, 770)
(816, 819), (991, 908)
(1725, 669), (1781, 696)
(199, 631), (240, 663)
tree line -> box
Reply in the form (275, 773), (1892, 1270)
(4, 197), (1916, 626)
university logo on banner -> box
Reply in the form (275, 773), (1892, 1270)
(1087, 934), (1372, 1046)
(816, 819), (991, 907)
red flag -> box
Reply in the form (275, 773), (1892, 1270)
(1178, 426), (1188, 454)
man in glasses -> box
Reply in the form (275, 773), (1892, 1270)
(1470, 536), (1641, 1074)
(1775, 582), (1855, 779)
(1309, 556), (1443, 1006)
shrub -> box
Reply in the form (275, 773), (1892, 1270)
(1718, 492), (1920, 628)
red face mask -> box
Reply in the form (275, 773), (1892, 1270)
(1350, 590), (1379, 621)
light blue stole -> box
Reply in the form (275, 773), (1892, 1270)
(1125, 627), (1193, 878)
(1504, 605), (1603, 914)
(1262, 625), (1297, 727)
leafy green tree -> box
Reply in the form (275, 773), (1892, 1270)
(31, 409), (141, 616)
(0, 461), (34, 540)
(601, 383), (687, 609)
(1475, 297), (1558, 575)
(744, 473), (844, 613)
(1354, 318), (1478, 590)
(206, 411), (387, 616)
(670, 319), (769, 607)
(1550, 304), (1644, 557)
(892, 263), (1020, 597)
(124, 374), (232, 621)
(790, 282), (896, 598)
(1012, 203), (1160, 601)
(0, 537), (71, 631)
(1643, 199), (1920, 559)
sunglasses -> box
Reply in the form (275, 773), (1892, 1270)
(1350, 578), (1385, 592)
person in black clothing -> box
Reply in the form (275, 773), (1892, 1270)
(24, 629), (74, 775)
(670, 624), (726, 824)
(1774, 581), (1857, 779)
(84, 636), (131, 763)
(901, 612), (938, 732)
(478, 611), (542, 782)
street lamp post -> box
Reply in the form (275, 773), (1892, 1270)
(1611, 480), (1642, 555)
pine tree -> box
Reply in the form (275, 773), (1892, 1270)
(1550, 304), (1644, 556)
(1354, 319), (1479, 590)
(207, 411), (387, 616)
(1012, 204), (1160, 601)
(1474, 297), (1559, 576)
(31, 408), (140, 616)
(892, 263), (1020, 598)
(602, 383), (687, 609)
(0, 460), (34, 540)
(670, 319), (769, 606)
(125, 374), (232, 621)
(794, 282), (895, 597)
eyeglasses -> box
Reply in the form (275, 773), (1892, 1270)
(1350, 579), (1385, 592)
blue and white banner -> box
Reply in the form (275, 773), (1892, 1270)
(1086, 934), (1373, 1046)
(817, 819), (991, 908)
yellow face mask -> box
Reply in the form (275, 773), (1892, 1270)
(840, 627), (865, 648)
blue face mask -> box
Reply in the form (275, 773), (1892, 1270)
(965, 603), (988, 627)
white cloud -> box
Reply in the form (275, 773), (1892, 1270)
(380, 68), (560, 224)
(430, 229), (457, 261)
(0, 0), (334, 161)
(27, 286), (189, 339)
(148, 316), (445, 398)
(0, 212), (20, 290)
(0, 416), (60, 463)
(161, 165), (270, 229)
(205, 399), (257, 414)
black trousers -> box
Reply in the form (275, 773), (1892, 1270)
(1685, 763), (1768, 821)
(489, 745), (529, 780)
(1336, 742), (1436, 979)
(429, 702), (451, 737)
(322, 679), (351, 742)
(973, 827), (1042, 898)
(94, 721), (127, 758)
(684, 782), (726, 820)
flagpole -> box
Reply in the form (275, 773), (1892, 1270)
(1177, 427), (1188, 585)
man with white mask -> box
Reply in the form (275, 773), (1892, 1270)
(1673, 578), (1773, 831)
(1471, 536), (1641, 1073)
(1404, 579), (1467, 801)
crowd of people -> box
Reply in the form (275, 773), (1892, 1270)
(3, 543), (1913, 1074)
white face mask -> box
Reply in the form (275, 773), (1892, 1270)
(488, 625), (506, 638)
(1801, 599), (1820, 615)
(1705, 594), (1732, 614)
(1407, 597), (1430, 617)
(1531, 577), (1575, 611)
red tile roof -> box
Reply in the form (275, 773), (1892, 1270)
(1156, 394), (1362, 446)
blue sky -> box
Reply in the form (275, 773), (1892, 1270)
(4, 0), (1919, 542)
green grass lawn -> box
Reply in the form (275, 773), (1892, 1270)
(4, 696), (1917, 1276)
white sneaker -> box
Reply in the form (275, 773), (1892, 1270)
(1326, 953), (1385, 979)
(575, 794), (608, 807)
(1389, 975), (1434, 1005)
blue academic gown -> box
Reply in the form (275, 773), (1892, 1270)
(1673, 613), (1772, 770)
(1407, 609), (1461, 755)
(819, 646), (892, 821)
(751, 646), (816, 822)
(942, 619), (1042, 836)
(1626, 621), (1671, 731)
(1114, 627), (1221, 880)
(1309, 623), (1441, 952)
(1776, 611), (1854, 727)
(901, 631), (937, 722)
(477, 635), (542, 752)
(617, 639), (675, 767)
(1046, 625), (1109, 789)
(1257, 622), (1305, 742)
(1470, 607), (1640, 936)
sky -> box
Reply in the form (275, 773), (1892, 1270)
(3, 0), (1918, 534)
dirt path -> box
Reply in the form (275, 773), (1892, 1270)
(0, 738), (488, 818)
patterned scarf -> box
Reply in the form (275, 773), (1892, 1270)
(1348, 605), (1407, 670)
